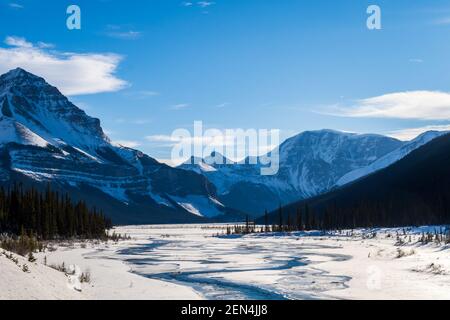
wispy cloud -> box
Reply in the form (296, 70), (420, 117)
(123, 90), (159, 100)
(133, 119), (152, 125)
(215, 102), (229, 109)
(146, 135), (183, 144)
(146, 131), (278, 163)
(324, 91), (450, 121)
(0, 36), (128, 95)
(104, 25), (142, 40)
(409, 58), (423, 63)
(113, 118), (153, 125)
(5, 36), (31, 47)
(197, 1), (215, 8)
(9, 3), (23, 9)
(387, 124), (450, 141)
(106, 31), (141, 40)
(145, 134), (240, 152)
(170, 103), (190, 111)
(36, 41), (55, 49)
(182, 1), (215, 9)
(139, 90), (159, 96)
(433, 17), (450, 25)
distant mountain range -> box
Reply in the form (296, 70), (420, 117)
(0, 68), (447, 224)
(180, 130), (404, 215)
(260, 132), (450, 228)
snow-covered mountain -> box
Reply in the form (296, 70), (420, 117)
(0, 68), (241, 224)
(180, 130), (404, 215)
(336, 130), (449, 187)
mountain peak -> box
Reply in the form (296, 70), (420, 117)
(7, 67), (29, 76)
(0, 68), (109, 151)
(0, 68), (43, 83)
(0, 68), (49, 94)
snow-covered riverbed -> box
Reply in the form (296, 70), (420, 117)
(112, 225), (450, 300)
(2, 224), (449, 300)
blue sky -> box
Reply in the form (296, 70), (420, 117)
(1, 0), (450, 162)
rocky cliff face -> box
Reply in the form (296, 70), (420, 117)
(0, 68), (240, 224)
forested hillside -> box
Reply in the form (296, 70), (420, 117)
(0, 184), (111, 240)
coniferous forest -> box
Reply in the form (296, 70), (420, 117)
(0, 184), (112, 240)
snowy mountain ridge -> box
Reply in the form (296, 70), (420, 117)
(0, 68), (236, 223)
(336, 130), (449, 186)
(180, 130), (404, 215)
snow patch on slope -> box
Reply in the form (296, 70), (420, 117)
(0, 117), (49, 147)
(169, 195), (225, 218)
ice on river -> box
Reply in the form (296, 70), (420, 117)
(110, 225), (450, 300)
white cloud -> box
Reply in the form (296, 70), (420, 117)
(0, 36), (128, 96)
(36, 41), (55, 49)
(409, 58), (423, 63)
(197, 1), (215, 8)
(182, 1), (215, 9)
(387, 124), (450, 141)
(113, 140), (141, 148)
(331, 91), (450, 120)
(5, 36), (32, 48)
(9, 3), (23, 9)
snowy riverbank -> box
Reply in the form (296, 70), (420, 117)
(0, 234), (202, 300)
(1, 224), (449, 300)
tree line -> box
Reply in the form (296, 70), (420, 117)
(275, 192), (450, 232)
(234, 194), (450, 236)
(0, 184), (112, 240)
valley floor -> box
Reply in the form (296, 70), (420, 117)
(1, 225), (449, 300)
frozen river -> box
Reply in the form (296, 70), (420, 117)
(113, 225), (352, 300)
(38, 224), (450, 300)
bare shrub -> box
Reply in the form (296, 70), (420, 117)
(79, 270), (91, 283)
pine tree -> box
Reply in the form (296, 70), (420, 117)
(278, 205), (283, 232)
(264, 210), (269, 232)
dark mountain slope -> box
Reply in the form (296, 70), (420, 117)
(261, 133), (450, 228)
